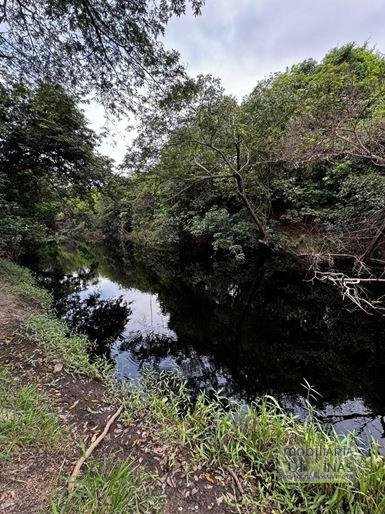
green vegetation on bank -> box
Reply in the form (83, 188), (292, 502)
(23, 314), (111, 379)
(52, 460), (165, 514)
(0, 258), (108, 378)
(97, 44), (385, 263)
(125, 371), (385, 513)
(1, 45), (385, 265)
(0, 258), (52, 308)
(0, 367), (62, 466)
(1, 2), (384, 511)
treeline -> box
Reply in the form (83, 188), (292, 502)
(96, 44), (385, 262)
(0, 0), (201, 260)
(2, 44), (385, 265)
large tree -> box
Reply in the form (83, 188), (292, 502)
(125, 75), (270, 253)
(0, 81), (112, 258)
(0, 0), (204, 111)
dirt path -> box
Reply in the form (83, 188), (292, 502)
(0, 284), (235, 513)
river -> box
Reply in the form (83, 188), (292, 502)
(32, 244), (385, 449)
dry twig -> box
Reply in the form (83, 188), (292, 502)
(310, 270), (385, 314)
(225, 466), (244, 496)
(68, 405), (124, 493)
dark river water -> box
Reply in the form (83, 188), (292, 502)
(34, 245), (385, 449)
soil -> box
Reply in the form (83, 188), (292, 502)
(0, 282), (238, 513)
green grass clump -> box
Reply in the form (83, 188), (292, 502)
(0, 258), (110, 380)
(52, 459), (164, 514)
(0, 367), (62, 465)
(0, 257), (52, 308)
(21, 313), (110, 378)
(124, 371), (385, 513)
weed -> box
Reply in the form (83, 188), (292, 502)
(52, 458), (165, 513)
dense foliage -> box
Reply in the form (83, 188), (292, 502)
(0, 82), (111, 258)
(2, 44), (385, 264)
(97, 44), (385, 261)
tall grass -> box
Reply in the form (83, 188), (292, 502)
(123, 371), (385, 513)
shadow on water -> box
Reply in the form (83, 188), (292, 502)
(31, 244), (385, 447)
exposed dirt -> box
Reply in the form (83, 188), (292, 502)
(0, 286), (38, 341)
(0, 283), (237, 513)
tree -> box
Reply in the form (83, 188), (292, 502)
(278, 44), (385, 261)
(281, 45), (385, 168)
(125, 76), (270, 248)
(101, 45), (385, 265)
(0, 81), (112, 258)
(0, 0), (204, 111)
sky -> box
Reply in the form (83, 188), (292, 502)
(90, 0), (385, 163)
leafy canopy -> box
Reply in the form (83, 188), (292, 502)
(0, 0), (204, 111)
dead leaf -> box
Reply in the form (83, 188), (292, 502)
(53, 363), (63, 373)
(68, 399), (80, 411)
(205, 474), (215, 484)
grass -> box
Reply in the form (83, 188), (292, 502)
(21, 313), (111, 378)
(123, 371), (385, 513)
(52, 459), (165, 514)
(0, 257), (52, 308)
(0, 367), (62, 466)
(0, 257), (110, 379)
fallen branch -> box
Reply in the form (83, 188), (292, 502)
(309, 271), (385, 314)
(68, 404), (124, 493)
(225, 465), (244, 496)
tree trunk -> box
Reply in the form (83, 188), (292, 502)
(361, 218), (385, 263)
(233, 171), (266, 240)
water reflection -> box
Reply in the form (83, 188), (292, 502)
(65, 292), (131, 356)
(35, 247), (385, 448)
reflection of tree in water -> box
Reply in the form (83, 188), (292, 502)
(110, 251), (385, 421)
(37, 263), (100, 317)
(33, 245), (385, 441)
(119, 332), (237, 397)
(36, 261), (132, 356)
(65, 292), (131, 356)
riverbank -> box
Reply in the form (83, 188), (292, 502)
(1, 258), (385, 513)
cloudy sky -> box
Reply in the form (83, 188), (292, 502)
(93, 0), (385, 162)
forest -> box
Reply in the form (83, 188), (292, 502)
(1, 1), (385, 513)
(2, 45), (385, 275)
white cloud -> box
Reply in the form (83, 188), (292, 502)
(164, 0), (385, 98)
(88, 0), (385, 162)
